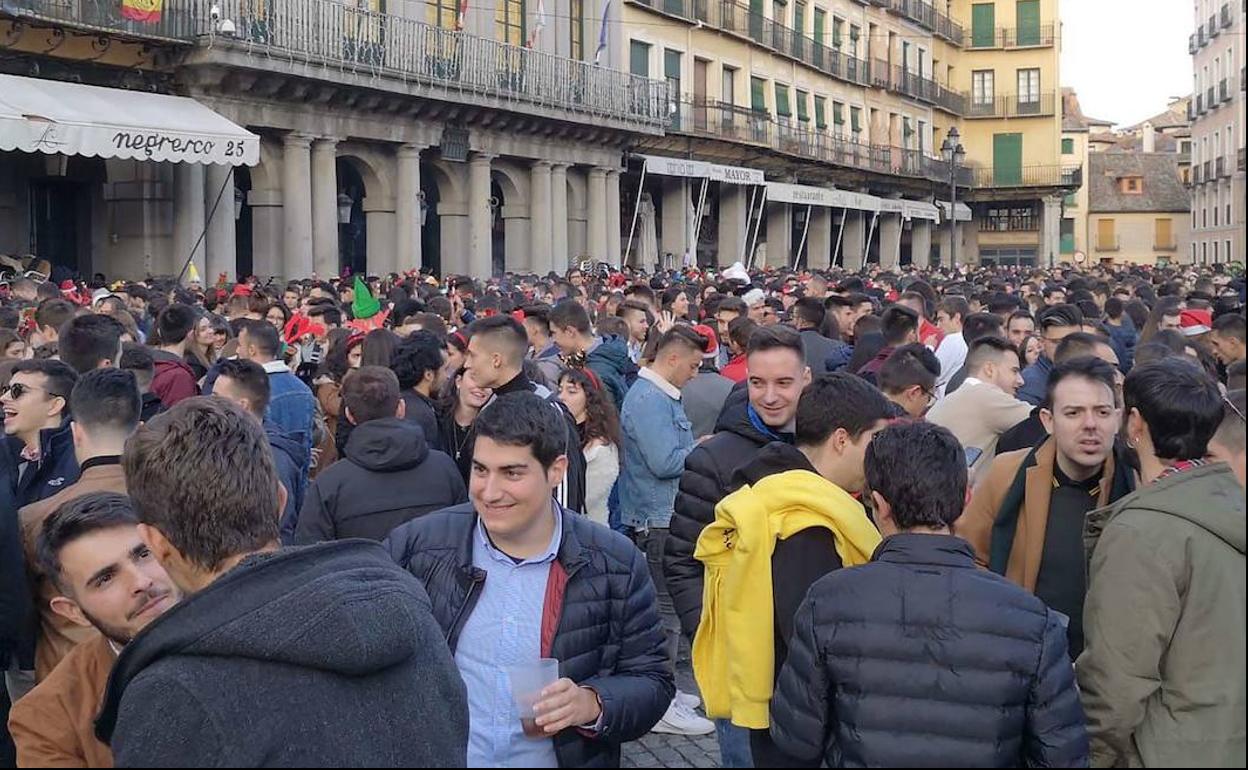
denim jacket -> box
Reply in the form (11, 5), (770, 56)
(263, 362), (316, 449)
(619, 370), (694, 529)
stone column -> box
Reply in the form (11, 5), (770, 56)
(395, 143), (424, 274)
(766, 202), (791, 268)
(659, 177), (689, 265)
(879, 213), (903, 269)
(204, 164), (237, 283)
(364, 196), (397, 276)
(807, 205), (833, 270)
(910, 219), (932, 267)
(960, 219), (979, 265)
(1041, 195), (1061, 268)
(587, 167), (608, 263)
(529, 161), (553, 276)
(936, 220), (953, 267)
(282, 133), (314, 279)
(310, 138), (339, 280)
(248, 189), (284, 279)
(172, 162), (206, 282)
(550, 164), (569, 275)
(605, 169), (622, 268)
(468, 153), (494, 279)
(842, 210), (866, 269)
(717, 184), (749, 267)
(503, 204), (532, 272)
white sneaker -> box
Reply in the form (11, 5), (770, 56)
(652, 697), (715, 736)
(675, 690), (702, 711)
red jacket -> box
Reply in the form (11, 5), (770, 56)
(151, 350), (199, 408)
(721, 354), (748, 383)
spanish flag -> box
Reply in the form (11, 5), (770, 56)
(121, 0), (163, 23)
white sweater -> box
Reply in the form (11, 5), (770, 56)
(583, 442), (620, 527)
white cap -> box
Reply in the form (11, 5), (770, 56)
(743, 288), (766, 307)
(91, 288), (115, 305)
(722, 262), (750, 283)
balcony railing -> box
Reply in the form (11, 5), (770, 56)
(1190, 33), (1200, 54)
(1197, 93), (1205, 113)
(934, 84), (966, 114)
(0, 0), (198, 41)
(1217, 156), (1228, 178)
(965, 92), (1057, 119)
(1207, 86), (1217, 109)
(1221, 3), (1231, 26)
(1096, 235), (1121, 252)
(1240, 147), (1246, 172)
(1204, 159), (1213, 178)
(1193, 165), (1203, 184)
(1188, 100), (1198, 121)
(966, 23), (1056, 49)
(970, 165), (1081, 189)
(933, 6), (964, 45)
(667, 95), (973, 186)
(983, 213), (1040, 232)
(1209, 14), (1220, 36)
(1220, 79), (1230, 102)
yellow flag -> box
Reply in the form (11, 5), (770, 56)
(121, 0), (163, 22)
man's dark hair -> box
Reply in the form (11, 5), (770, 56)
(746, 324), (804, 359)
(391, 331), (446, 391)
(522, 304), (553, 336)
(119, 343), (155, 388)
(1038, 303), (1085, 332)
(1044, 356), (1118, 410)
(716, 296), (748, 317)
(467, 315), (529, 365)
(36, 492), (139, 594)
(156, 303), (197, 347)
(877, 343), (940, 397)
(1212, 313), (1246, 343)
(727, 317), (758, 351)
(390, 298), (426, 328)
(34, 299), (76, 333)
(549, 300), (593, 335)
(57, 314), (124, 374)
(1054, 332), (1106, 364)
(123, 397), (279, 572)
(865, 421), (967, 529)
(1124, 358), (1224, 461)
(1133, 341), (1179, 368)
(12, 359), (78, 408)
(986, 293), (1019, 316)
(216, 358), (271, 416)
(474, 392), (567, 470)
(239, 319), (281, 359)
(1007, 310), (1035, 327)
(69, 368), (140, 437)
(1104, 297), (1125, 320)
(961, 312), (1005, 344)
(796, 372), (892, 446)
(307, 303), (343, 328)
(965, 336), (1017, 372)
(342, 366), (401, 425)
(792, 297), (826, 329)
(880, 306), (920, 346)
(616, 299), (651, 321)
(937, 296), (970, 323)
(656, 325), (709, 357)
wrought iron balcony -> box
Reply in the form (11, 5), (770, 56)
(1216, 156), (1227, 178)
(965, 92), (1057, 119)
(969, 164), (1081, 189)
(1207, 86), (1217, 109)
(1220, 79), (1230, 102)
(1204, 159), (1213, 179)
(1190, 33), (1200, 54)
(1188, 100), (1198, 122)
(1221, 3), (1231, 26)
(1239, 147), (1246, 172)
(967, 23), (1056, 49)
(934, 84), (966, 115)
(0, 0), (198, 41)
(1197, 93), (1205, 114)
(1209, 14), (1219, 37)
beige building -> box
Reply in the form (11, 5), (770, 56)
(1086, 153), (1191, 266)
(1189, 0), (1245, 265)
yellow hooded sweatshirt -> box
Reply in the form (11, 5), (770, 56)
(692, 468), (881, 729)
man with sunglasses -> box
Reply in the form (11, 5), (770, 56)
(3, 360), (80, 511)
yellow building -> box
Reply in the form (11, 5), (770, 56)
(1087, 154), (1191, 266)
(622, 0), (1077, 268)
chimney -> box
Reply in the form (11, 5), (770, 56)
(1142, 122), (1156, 153)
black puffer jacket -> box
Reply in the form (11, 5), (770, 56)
(385, 503), (674, 769)
(770, 534), (1089, 768)
(294, 418), (467, 544)
(666, 388), (793, 639)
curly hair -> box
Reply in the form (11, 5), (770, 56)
(558, 367), (621, 449)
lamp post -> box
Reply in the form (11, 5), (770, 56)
(940, 126), (966, 268)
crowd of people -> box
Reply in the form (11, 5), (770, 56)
(0, 257), (1244, 768)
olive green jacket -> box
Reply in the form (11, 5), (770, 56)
(1078, 463), (1245, 768)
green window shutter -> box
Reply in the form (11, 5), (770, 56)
(749, 0), (764, 41)
(971, 3), (995, 47)
(796, 90), (809, 121)
(832, 18), (843, 47)
(1016, 0), (1040, 46)
(814, 96), (827, 128)
(993, 133), (1023, 186)
(850, 107), (861, 132)
(775, 84), (791, 117)
(794, 2), (805, 35)
(903, 117), (914, 137)
(833, 102), (844, 125)
(751, 76), (768, 112)
(813, 8), (825, 44)
(1061, 137), (1074, 154)
(664, 49), (682, 81)
(849, 24), (859, 40)
(629, 40), (650, 77)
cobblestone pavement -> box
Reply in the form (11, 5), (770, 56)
(621, 641), (722, 768)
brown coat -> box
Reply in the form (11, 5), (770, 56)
(956, 438), (1122, 592)
(7, 633), (115, 768)
(18, 461), (127, 681)
(314, 380), (341, 477)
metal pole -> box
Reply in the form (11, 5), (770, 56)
(739, 185), (758, 265)
(864, 210), (880, 266)
(691, 177), (709, 267)
(794, 204), (813, 269)
(747, 187), (768, 269)
(623, 162), (648, 268)
(949, 163), (958, 269)
(832, 207), (848, 267)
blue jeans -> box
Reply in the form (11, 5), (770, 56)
(716, 719), (753, 767)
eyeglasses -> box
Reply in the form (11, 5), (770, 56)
(0, 383), (63, 400)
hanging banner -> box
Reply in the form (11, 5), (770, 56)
(639, 155), (765, 186)
(121, 0), (163, 23)
(764, 183), (882, 212)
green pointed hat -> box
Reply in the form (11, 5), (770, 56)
(351, 275), (381, 320)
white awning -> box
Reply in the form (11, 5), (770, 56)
(639, 154), (765, 185)
(765, 182), (881, 212)
(0, 74), (259, 166)
(938, 201), (974, 222)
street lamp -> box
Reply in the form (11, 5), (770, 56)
(941, 126), (966, 268)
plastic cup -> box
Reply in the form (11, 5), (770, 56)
(508, 658), (560, 738)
